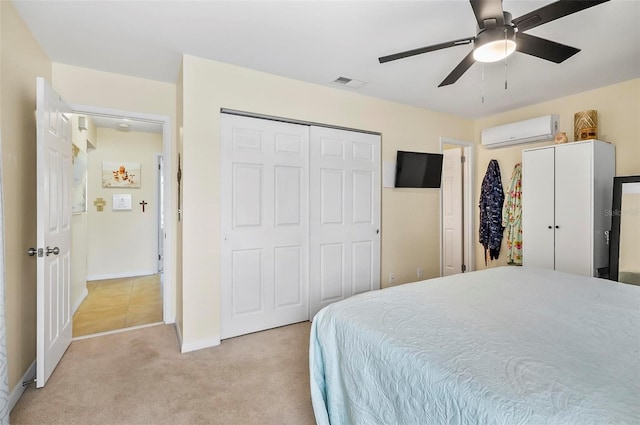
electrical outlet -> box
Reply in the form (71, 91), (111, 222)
(417, 268), (423, 279)
(388, 273), (396, 284)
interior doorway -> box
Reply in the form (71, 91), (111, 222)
(68, 105), (173, 338)
(440, 137), (474, 276)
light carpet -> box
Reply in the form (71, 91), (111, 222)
(11, 322), (315, 425)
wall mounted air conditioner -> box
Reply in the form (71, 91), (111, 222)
(481, 114), (559, 149)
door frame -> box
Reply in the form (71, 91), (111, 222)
(439, 137), (475, 275)
(70, 104), (174, 323)
(156, 153), (164, 274)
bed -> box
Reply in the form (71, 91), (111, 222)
(309, 267), (640, 425)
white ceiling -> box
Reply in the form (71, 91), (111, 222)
(13, 0), (640, 118)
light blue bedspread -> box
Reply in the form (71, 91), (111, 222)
(310, 267), (640, 425)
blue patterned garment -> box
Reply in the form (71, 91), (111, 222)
(479, 159), (505, 264)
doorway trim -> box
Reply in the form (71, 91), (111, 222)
(156, 153), (165, 274)
(70, 104), (174, 324)
(439, 137), (475, 276)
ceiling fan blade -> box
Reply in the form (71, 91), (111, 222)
(379, 37), (474, 64)
(513, 0), (609, 33)
(516, 33), (580, 63)
(470, 0), (505, 28)
(438, 51), (476, 87)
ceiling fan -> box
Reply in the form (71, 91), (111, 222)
(378, 0), (609, 87)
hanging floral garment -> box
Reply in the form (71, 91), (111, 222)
(479, 159), (505, 264)
(502, 163), (523, 265)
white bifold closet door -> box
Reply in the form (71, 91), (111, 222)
(308, 127), (380, 317)
(221, 114), (310, 339)
(221, 114), (380, 339)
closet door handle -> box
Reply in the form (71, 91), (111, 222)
(548, 226), (552, 229)
(555, 225), (559, 229)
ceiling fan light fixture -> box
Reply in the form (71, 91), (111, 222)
(473, 26), (516, 63)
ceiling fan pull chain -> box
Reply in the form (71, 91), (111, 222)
(481, 64), (485, 104)
(504, 28), (509, 90)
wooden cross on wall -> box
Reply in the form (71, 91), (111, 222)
(139, 200), (148, 212)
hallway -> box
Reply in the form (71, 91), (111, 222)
(72, 274), (162, 337)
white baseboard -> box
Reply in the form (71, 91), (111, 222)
(9, 360), (36, 413)
(86, 270), (156, 281)
(72, 288), (88, 315)
(180, 335), (220, 353)
(174, 322), (183, 350)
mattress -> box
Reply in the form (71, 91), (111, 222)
(309, 267), (640, 425)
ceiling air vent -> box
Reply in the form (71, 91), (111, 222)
(333, 76), (367, 89)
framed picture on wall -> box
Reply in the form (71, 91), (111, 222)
(112, 194), (132, 211)
(72, 144), (87, 213)
(102, 161), (141, 188)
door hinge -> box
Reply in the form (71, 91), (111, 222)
(461, 264), (467, 272)
(158, 254), (161, 260)
(461, 156), (466, 163)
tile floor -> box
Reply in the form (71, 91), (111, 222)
(72, 274), (163, 337)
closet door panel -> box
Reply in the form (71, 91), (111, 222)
(221, 114), (309, 339)
(554, 143), (592, 276)
(310, 127), (380, 318)
(522, 148), (555, 269)
(352, 241), (374, 295)
(319, 243), (344, 302)
(231, 249), (263, 315)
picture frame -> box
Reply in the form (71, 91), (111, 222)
(112, 194), (132, 211)
(102, 161), (141, 188)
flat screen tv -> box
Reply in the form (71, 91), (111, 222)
(395, 150), (443, 188)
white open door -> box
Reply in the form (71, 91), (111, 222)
(309, 127), (380, 318)
(36, 77), (73, 388)
(442, 147), (463, 276)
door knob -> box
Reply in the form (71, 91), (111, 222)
(27, 247), (38, 257)
(46, 246), (60, 256)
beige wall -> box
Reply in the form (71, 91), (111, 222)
(473, 79), (640, 269)
(86, 128), (163, 279)
(0, 0), (51, 390)
(52, 63), (176, 120)
(180, 55), (474, 347)
(51, 63), (177, 320)
(443, 143), (462, 150)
